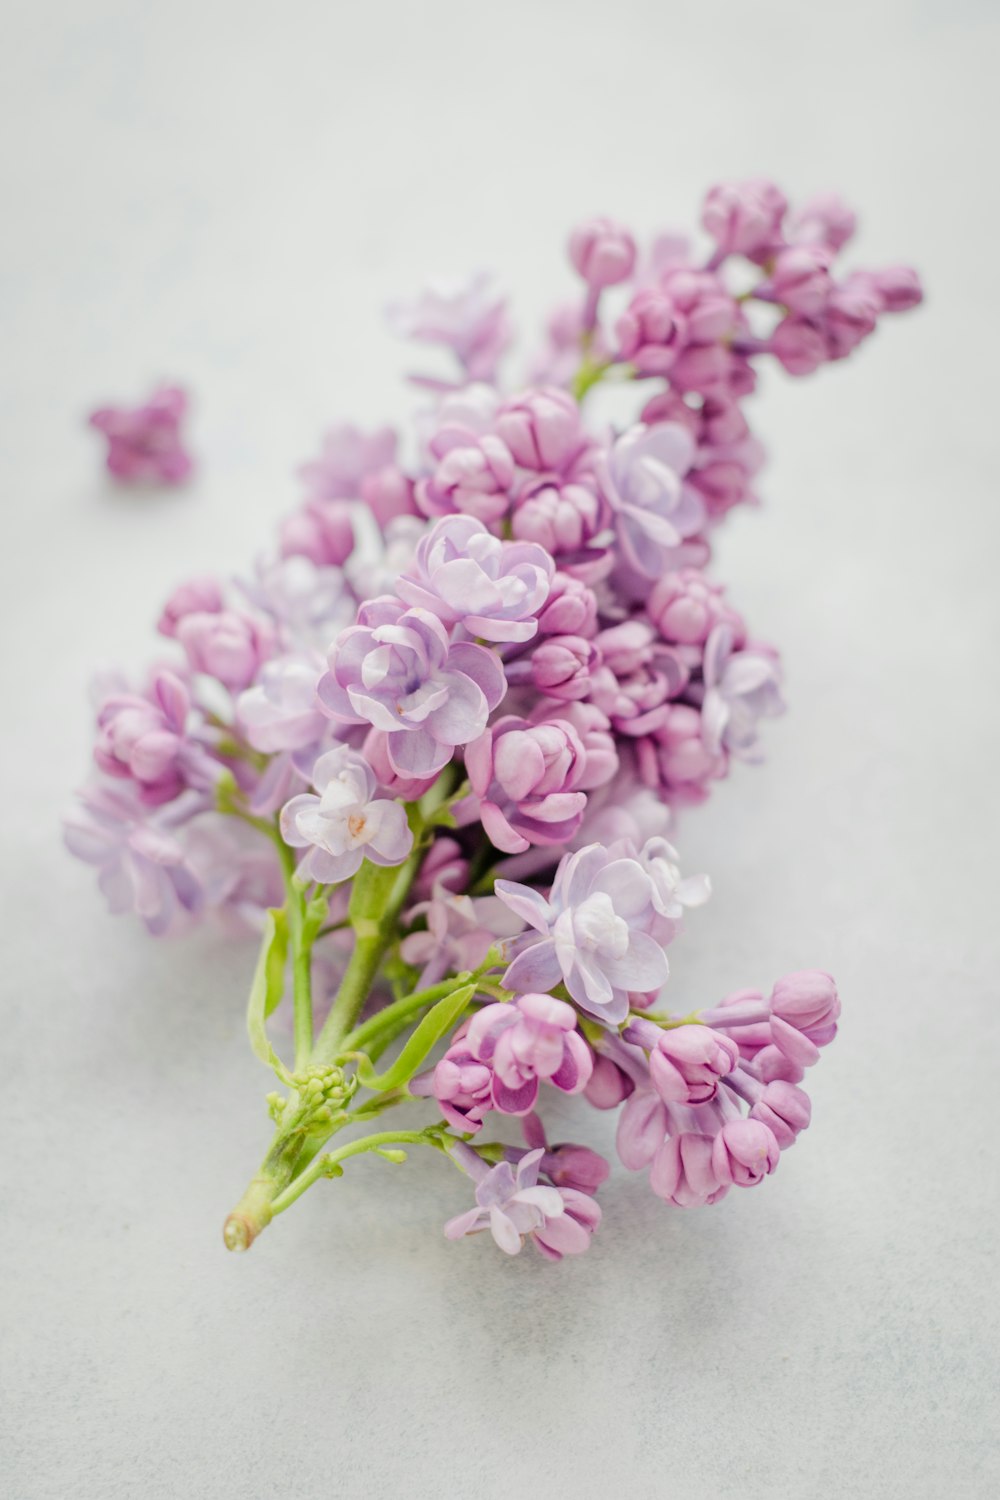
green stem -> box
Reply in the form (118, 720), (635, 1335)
(270, 1129), (445, 1217)
(340, 963), (493, 1057)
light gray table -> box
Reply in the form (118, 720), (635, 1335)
(2, 3), (997, 1495)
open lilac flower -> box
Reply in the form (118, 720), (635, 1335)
(598, 423), (706, 578)
(279, 745), (412, 883)
(396, 514), (554, 643)
(318, 600), (506, 778)
(444, 1146), (600, 1260)
(467, 715), (588, 854)
(497, 843), (672, 1026)
(297, 423), (397, 504)
(63, 783), (203, 935)
(701, 624), (784, 760)
(635, 836), (711, 922)
(88, 384), (193, 485)
(464, 993), (593, 1111)
(388, 271), (511, 382)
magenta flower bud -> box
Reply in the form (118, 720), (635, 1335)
(641, 702), (720, 793)
(648, 568), (744, 647)
(94, 670), (192, 805)
(616, 288), (688, 375)
(568, 216), (637, 288)
(495, 387), (587, 473)
(415, 428), (515, 526)
(711, 1118), (780, 1187)
(660, 268), (739, 343)
(770, 969), (840, 1044)
(668, 342), (735, 396)
(542, 1142), (610, 1194)
(701, 179), (788, 262)
(465, 992), (593, 1114)
(616, 1090), (669, 1170)
(866, 265), (923, 313)
(88, 384), (193, 485)
(753, 1044), (806, 1085)
(279, 498), (355, 567)
(415, 1041), (494, 1133)
(176, 609), (275, 692)
(769, 245), (834, 317)
(749, 1080), (812, 1149)
(527, 635), (599, 701)
(788, 191), (857, 252)
(771, 316), (829, 376)
(584, 1052), (635, 1109)
(533, 700), (618, 789)
(635, 1023), (739, 1104)
(359, 465), (418, 527)
(511, 479), (607, 554)
(157, 577), (223, 638)
(466, 715), (588, 854)
(650, 1132), (730, 1208)
(361, 729), (438, 802)
(823, 283), (880, 359)
(535, 571), (599, 638)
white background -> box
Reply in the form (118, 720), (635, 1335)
(2, 2), (998, 1496)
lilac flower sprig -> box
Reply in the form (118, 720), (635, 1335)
(64, 180), (921, 1261)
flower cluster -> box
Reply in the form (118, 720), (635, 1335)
(65, 180), (920, 1262)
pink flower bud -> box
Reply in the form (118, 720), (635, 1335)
(360, 465), (418, 527)
(749, 1080), (812, 1149)
(650, 1132), (730, 1207)
(701, 179), (788, 262)
(616, 288), (687, 375)
(771, 316), (828, 376)
(157, 577), (223, 638)
(529, 635), (599, 701)
(640, 1024), (739, 1105)
(711, 1118), (780, 1187)
(788, 192), (857, 252)
(769, 245), (834, 317)
(279, 498), (355, 567)
(495, 387), (586, 473)
(770, 970), (840, 1043)
(568, 217), (637, 288)
(176, 610), (275, 692)
(648, 568), (744, 647)
(584, 1052), (635, 1109)
(535, 572), (598, 637)
(868, 265), (923, 313)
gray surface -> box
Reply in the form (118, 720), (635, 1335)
(2, 2), (998, 1496)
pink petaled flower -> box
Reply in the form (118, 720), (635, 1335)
(498, 843), (673, 1026)
(387, 271), (511, 381)
(279, 744), (412, 883)
(157, 577), (223, 639)
(648, 568), (745, 647)
(88, 385), (193, 485)
(701, 178), (788, 262)
(568, 217), (637, 288)
(711, 1118), (780, 1187)
(520, 1113), (610, 1193)
(787, 191), (857, 252)
(511, 477), (608, 556)
(415, 426), (516, 526)
(616, 288), (688, 375)
(318, 599), (506, 779)
(626, 1020), (738, 1105)
(279, 499), (355, 568)
(444, 1146), (601, 1261)
(701, 625), (784, 761)
(495, 387), (589, 474)
(768, 245), (834, 318)
(177, 609), (276, 693)
(659, 268), (739, 344)
(63, 782), (202, 935)
(466, 715), (589, 854)
(396, 514), (554, 644)
(464, 993), (593, 1113)
(237, 654), (327, 754)
(748, 1079), (812, 1149)
(531, 700), (618, 789)
(401, 887), (523, 988)
(535, 571), (599, 638)
(297, 423), (397, 504)
(94, 670), (214, 807)
(598, 423), (706, 578)
(417, 1037), (493, 1132)
(649, 1132), (730, 1207)
(636, 702), (722, 803)
(770, 316), (829, 376)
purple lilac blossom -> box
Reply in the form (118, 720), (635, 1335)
(396, 514), (554, 643)
(444, 1145), (600, 1260)
(279, 745), (412, 883)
